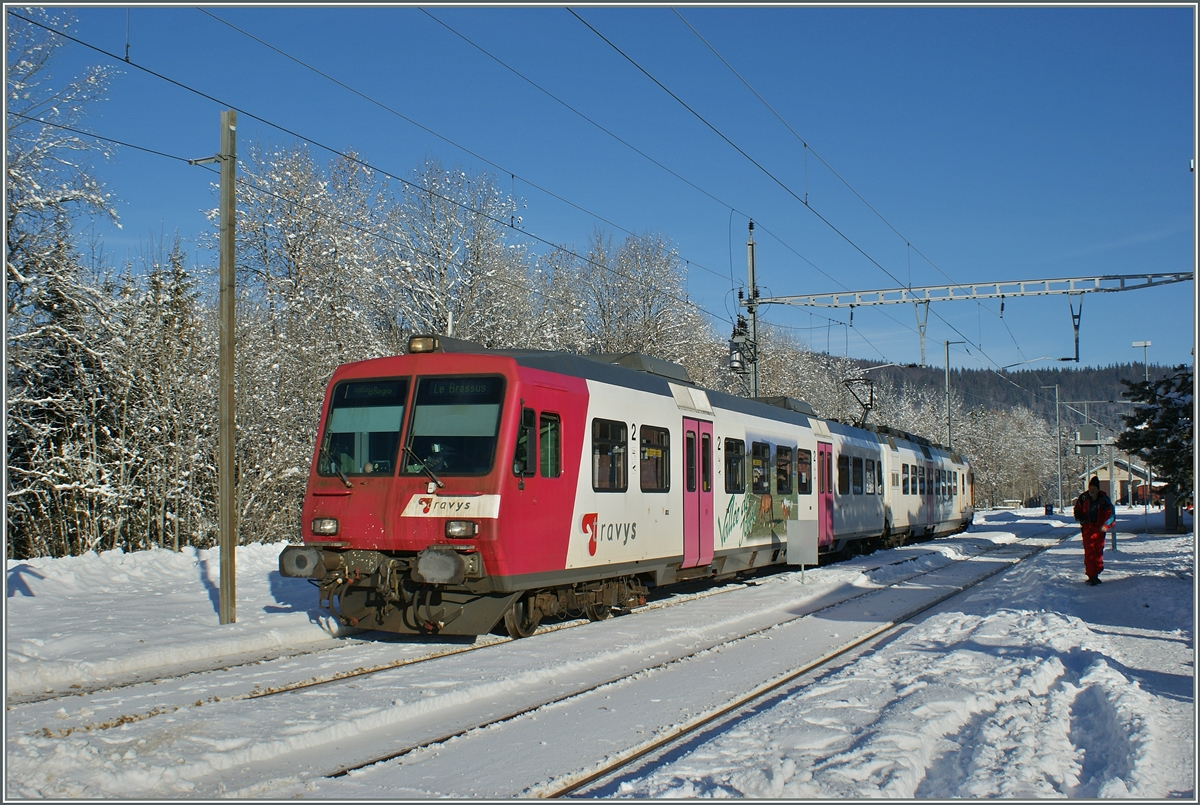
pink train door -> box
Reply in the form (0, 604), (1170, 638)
(818, 442), (833, 547)
(682, 418), (714, 568)
(925, 462), (934, 529)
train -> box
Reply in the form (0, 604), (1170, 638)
(279, 334), (974, 638)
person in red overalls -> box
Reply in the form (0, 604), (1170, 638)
(1073, 476), (1115, 586)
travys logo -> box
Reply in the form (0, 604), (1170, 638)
(400, 494), (502, 518)
(582, 513), (598, 555)
(580, 513), (636, 556)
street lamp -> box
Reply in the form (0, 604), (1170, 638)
(945, 340), (964, 449)
(1132, 340), (1151, 383)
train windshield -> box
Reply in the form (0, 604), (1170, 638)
(319, 379), (409, 477)
(403, 375), (505, 476)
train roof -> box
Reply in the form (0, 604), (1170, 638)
(406, 335), (965, 462)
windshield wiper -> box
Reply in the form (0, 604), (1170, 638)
(320, 444), (353, 489)
(405, 445), (445, 488)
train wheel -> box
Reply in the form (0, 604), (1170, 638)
(504, 597), (541, 639)
(584, 603), (610, 622)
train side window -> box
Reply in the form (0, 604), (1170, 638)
(902, 464), (910, 495)
(725, 438), (746, 494)
(937, 469), (943, 499)
(640, 425), (670, 492)
(776, 446), (793, 495)
(877, 462), (884, 495)
(512, 407), (536, 477)
(701, 434), (712, 493)
(852, 457), (864, 495)
(796, 448), (812, 495)
(592, 418), (628, 492)
(919, 466), (926, 496)
(539, 413), (561, 478)
(686, 432), (697, 492)
(865, 459), (876, 494)
(751, 442), (770, 495)
(837, 455), (850, 495)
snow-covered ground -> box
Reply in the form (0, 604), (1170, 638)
(5, 508), (1194, 798)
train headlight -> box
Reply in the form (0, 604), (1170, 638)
(408, 335), (439, 353)
(413, 548), (466, 585)
(445, 520), (478, 539)
(311, 518), (339, 536)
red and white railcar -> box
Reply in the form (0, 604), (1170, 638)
(279, 335), (974, 637)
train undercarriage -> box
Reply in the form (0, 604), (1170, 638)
(281, 545), (647, 638)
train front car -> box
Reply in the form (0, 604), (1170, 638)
(279, 335), (586, 636)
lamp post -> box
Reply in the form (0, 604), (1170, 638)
(1132, 340), (1151, 383)
(1131, 340), (1153, 530)
(1041, 384), (1063, 512)
(945, 340), (964, 449)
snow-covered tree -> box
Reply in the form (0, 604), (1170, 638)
(6, 9), (122, 558)
(571, 229), (708, 361)
(375, 159), (530, 347)
(1117, 366), (1193, 521)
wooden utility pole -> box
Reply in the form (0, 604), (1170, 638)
(218, 111), (238, 624)
(189, 111), (238, 624)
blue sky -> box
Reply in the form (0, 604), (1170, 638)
(15, 5), (1196, 372)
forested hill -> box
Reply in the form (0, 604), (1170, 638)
(860, 360), (1181, 434)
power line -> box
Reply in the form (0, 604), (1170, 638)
(198, 7), (734, 289)
(7, 8), (731, 329)
(9, 107), (570, 311)
(199, 7), (921, 354)
(6, 109), (191, 164)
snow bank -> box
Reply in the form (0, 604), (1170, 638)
(6, 543), (345, 697)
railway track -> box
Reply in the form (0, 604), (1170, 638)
(5, 559), (787, 741)
(9, 538), (961, 742)
(545, 529), (1063, 797)
(270, 529), (1062, 798)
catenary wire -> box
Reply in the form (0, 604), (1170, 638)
(671, 7), (1002, 310)
(568, 7), (911, 293)
(668, 8), (1043, 364)
(566, 8), (960, 354)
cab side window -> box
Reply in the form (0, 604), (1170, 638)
(540, 413), (561, 478)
